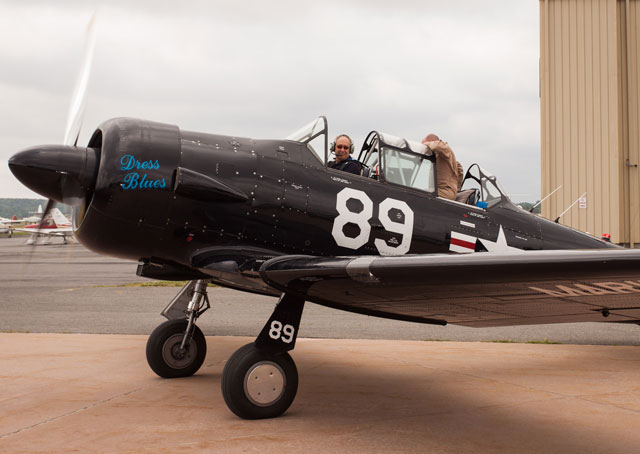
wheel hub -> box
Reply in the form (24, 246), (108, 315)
(244, 361), (286, 407)
(162, 333), (196, 369)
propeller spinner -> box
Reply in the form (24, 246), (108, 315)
(8, 145), (98, 207)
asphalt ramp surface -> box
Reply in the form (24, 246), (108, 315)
(1, 237), (640, 345)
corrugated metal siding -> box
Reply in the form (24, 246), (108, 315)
(618, 0), (630, 244)
(628, 0), (640, 244)
(540, 0), (636, 243)
(608, 0), (622, 242)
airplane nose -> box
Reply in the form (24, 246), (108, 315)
(8, 145), (99, 206)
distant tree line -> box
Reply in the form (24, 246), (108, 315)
(0, 199), (72, 218)
(517, 201), (541, 214)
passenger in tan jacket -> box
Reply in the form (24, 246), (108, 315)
(421, 133), (463, 200)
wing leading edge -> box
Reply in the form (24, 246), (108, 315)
(260, 250), (640, 328)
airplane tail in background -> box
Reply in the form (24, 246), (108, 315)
(50, 208), (71, 227)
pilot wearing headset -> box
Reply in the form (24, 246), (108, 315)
(328, 134), (360, 175)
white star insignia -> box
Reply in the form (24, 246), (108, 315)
(478, 225), (521, 252)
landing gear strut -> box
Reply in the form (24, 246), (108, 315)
(146, 279), (210, 378)
(146, 282), (306, 419)
(221, 293), (305, 419)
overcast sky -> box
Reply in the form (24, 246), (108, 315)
(0, 1), (540, 202)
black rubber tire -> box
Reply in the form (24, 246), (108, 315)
(146, 319), (207, 378)
(221, 343), (298, 419)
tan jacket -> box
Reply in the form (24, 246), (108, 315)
(425, 140), (461, 200)
(457, 161), (464, 189)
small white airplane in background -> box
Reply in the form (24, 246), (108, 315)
(0, 215), (24, 236)
(0, 215), (21, 224)
(20, 204), (44, 224)
(0, 216), (20, 235)
(12, 208), (74, 244)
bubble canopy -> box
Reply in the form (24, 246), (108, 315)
(283, 116), (510, 204)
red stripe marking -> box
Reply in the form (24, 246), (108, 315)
(450, 237), (475, 250)
(25, 224), (58, 229)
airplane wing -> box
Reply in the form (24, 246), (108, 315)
(260, 250), (640, 328)
(12, 227), (73, 237)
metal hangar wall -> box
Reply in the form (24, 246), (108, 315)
(540, 0), (639, 245)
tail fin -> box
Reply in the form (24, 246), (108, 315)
(50, 208), (71, 227)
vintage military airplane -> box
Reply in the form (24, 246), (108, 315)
(9, 113), (640, 419)
(8, 17), (640, 420)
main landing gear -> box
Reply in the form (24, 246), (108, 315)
(145, 279), (306, 419)
(222, 293), (305, 419)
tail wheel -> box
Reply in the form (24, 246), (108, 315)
(146, 319), (207, 378)
(221, 343), (298, 419)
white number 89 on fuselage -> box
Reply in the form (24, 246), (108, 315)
(331, 187), (414, 256)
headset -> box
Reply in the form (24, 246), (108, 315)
(330, 134), (354, 154)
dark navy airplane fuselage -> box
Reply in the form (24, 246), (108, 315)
(16, 117), (604, 296)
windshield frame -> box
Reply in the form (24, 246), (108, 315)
(283, 116), (328, 164)
(461, 163), (511, 208)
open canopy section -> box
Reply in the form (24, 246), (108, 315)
(282, 120), (510, 209)
(460, 163), (511, 208)
(357, 131), (435, 193)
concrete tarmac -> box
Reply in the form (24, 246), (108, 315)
(1, 237), (640, 453)
(1, 333), (639, 454)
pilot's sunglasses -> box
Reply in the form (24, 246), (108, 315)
(336, 145), (350, 150)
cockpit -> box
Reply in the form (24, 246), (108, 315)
(284, 116), (511, 210)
